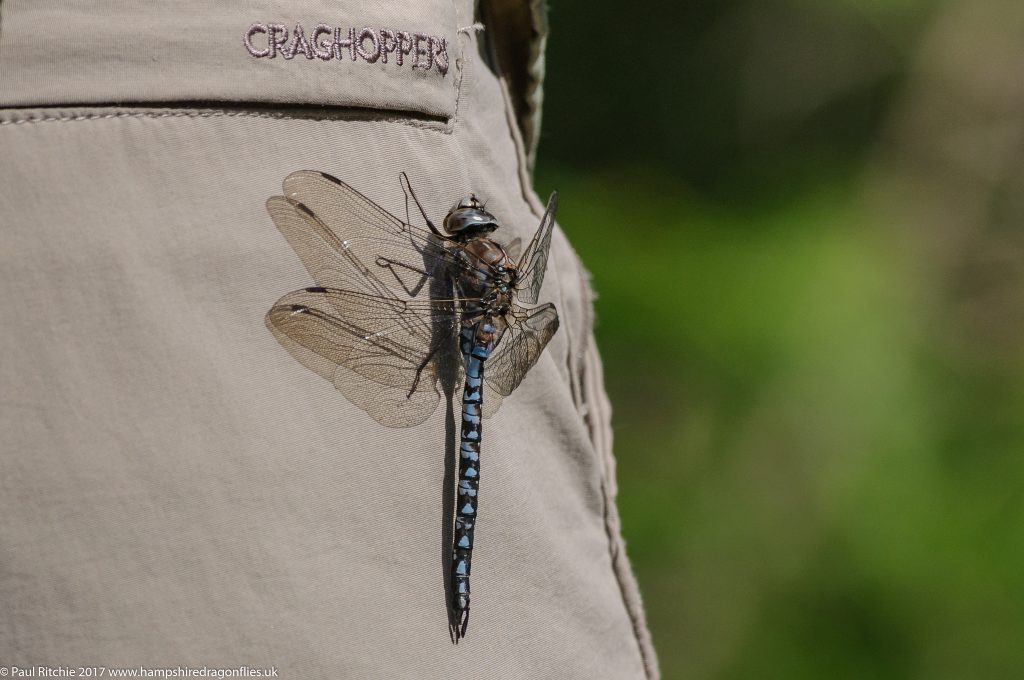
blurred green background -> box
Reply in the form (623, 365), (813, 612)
(533, 1), (1024, 678)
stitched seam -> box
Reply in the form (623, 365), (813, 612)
(573, 255), (594, 420)
(0, 108), (452, 131)
(523, 0), (548, 170)
(483, 0), (541, 216)
(496, 72), (581, 416)
(487, 5), (656, 674)
(449, 17), (481, 129)
(587, 347), (660, 679)
(605, 463), (657, 676)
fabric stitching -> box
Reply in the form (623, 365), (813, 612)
(586, 346), (660, 679)
(486, 3), (658, 674)
(523, 0), (548, 170)
(448, 20), (484, 129)
(497, 50), (659, 680)
(1, 8), (464, 128)
(463, 25), (656, 672)
(0, 109), (453, 132)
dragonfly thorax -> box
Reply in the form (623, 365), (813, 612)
(444, 195), (499, 237)
(453, 237), (517, 317)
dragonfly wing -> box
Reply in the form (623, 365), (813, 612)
(514, 192), (557, 305)
(267, 195), (413, 300)
(278, 171), (495, 300)
(480, 383), (504, 419)
(503, 236), (523, 262)
(266, 287), (462, 428)
(484, 303), (560, 397)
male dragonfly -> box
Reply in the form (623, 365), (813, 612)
(264, 171), (559, 641)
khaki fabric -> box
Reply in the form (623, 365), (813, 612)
(484, 0), (548, 169)
(0, 1), (658, 678)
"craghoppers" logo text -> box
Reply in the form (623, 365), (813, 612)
(244, 23), (449, 76)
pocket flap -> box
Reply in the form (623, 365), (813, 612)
(0, 2), (460, 120)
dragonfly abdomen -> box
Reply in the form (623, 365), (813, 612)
(450, 324), (492, 642)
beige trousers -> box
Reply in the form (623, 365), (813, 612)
(0, 1), (657, 677)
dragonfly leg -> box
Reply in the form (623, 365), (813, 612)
(407, 343), (440, 398)
(400, 172), (449, 240)
(373, 255), (432, 298)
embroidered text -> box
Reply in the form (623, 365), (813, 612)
(244, 23), (449, 76)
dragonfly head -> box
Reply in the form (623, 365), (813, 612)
(444, 194), (499, 238)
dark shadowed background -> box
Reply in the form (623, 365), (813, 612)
(533, 1), (1024, 677)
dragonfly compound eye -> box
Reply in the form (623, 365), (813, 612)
(443, 201), (500, 236)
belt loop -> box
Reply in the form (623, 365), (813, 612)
(480, 0), (548, 174)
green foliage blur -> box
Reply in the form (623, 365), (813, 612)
(534, 1), (1024, 678)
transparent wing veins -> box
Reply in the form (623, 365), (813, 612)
(485, 303), (560, 396)
(514, 192), (558, 305)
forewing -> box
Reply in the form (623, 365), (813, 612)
(265, 287), (461, 427)
(484, 303), (560, 397)
(278, 170), (494, 298)
(514, 192), (558, 305)
(267, 195), (406, 300)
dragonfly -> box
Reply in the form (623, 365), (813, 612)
(264, 170), (559, 642)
